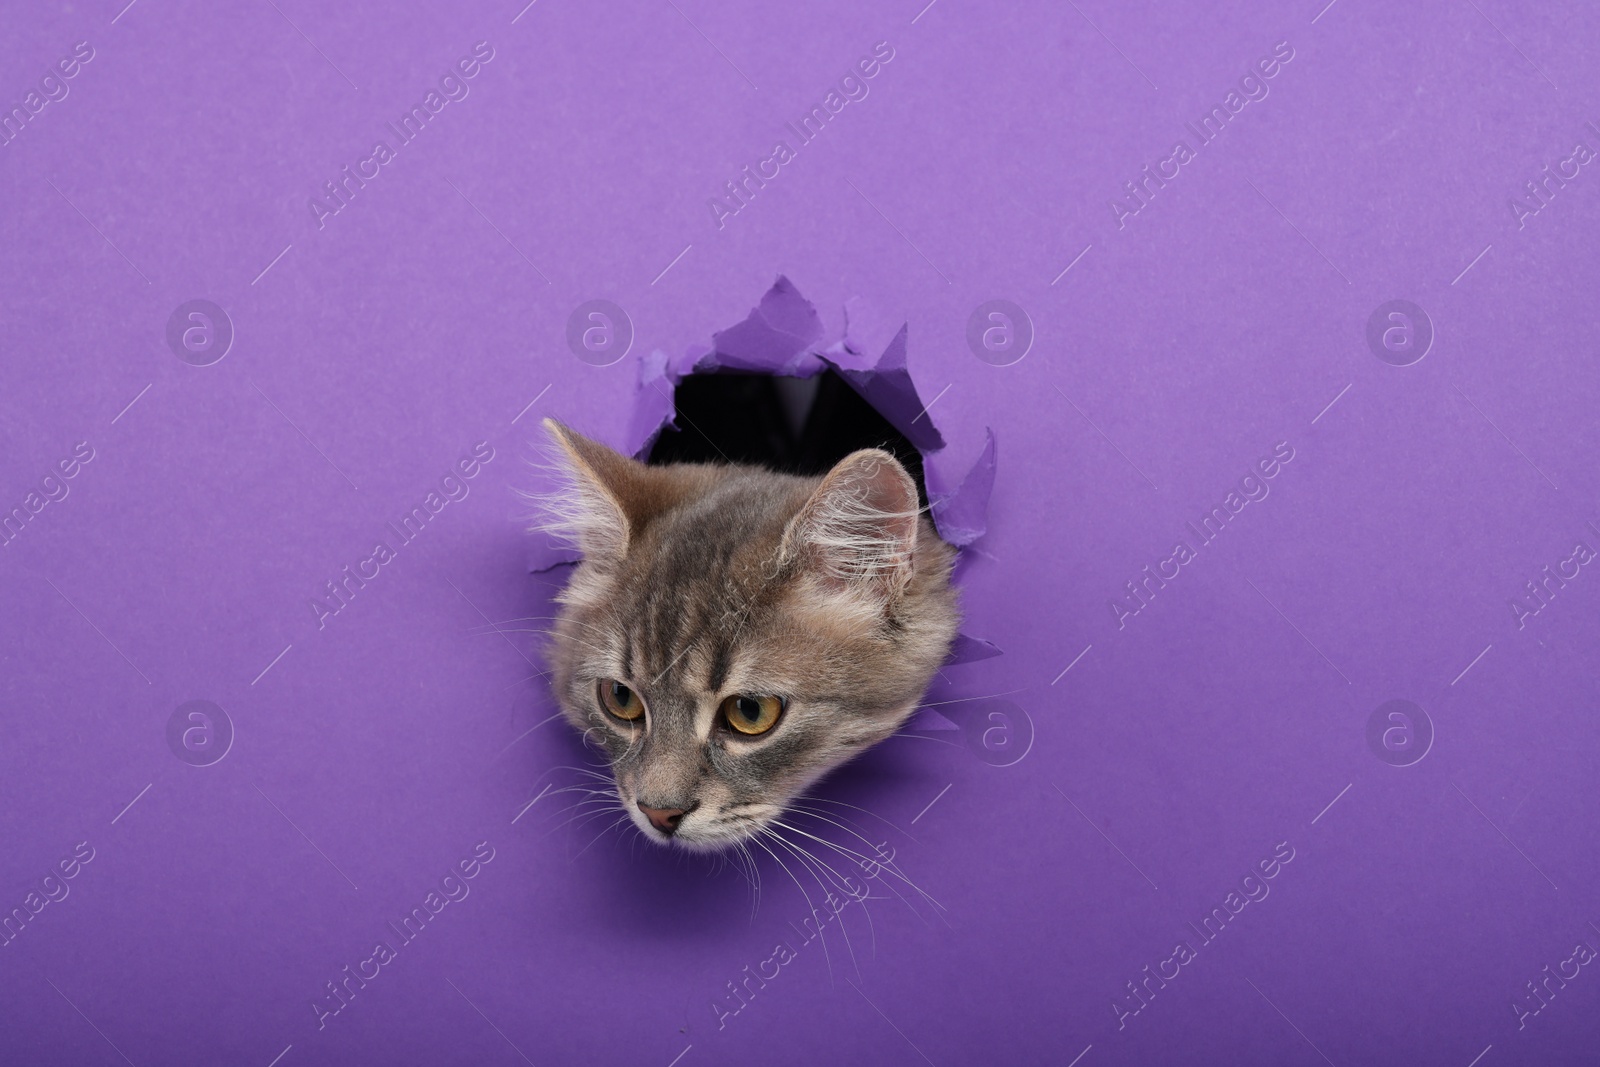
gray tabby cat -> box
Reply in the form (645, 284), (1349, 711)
(539, 418), (960, 851)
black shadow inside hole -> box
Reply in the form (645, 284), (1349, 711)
(645, 369), (929, 508)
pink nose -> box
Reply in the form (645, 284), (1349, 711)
(638, 803), (688, 835)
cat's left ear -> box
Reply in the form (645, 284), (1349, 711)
(783, 449), (921, 600)
(540, 418), (641, 562)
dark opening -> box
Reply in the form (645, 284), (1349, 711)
(645, 369), (929, 507)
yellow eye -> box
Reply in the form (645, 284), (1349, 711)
(721, 694), (784, 736)
(598, 679), (644, 722)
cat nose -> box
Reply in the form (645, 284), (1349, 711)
(637, 802), (693, 835)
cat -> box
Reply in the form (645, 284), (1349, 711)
(537, 417), (960, 851)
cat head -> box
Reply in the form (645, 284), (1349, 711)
(537, 418), (959, 851)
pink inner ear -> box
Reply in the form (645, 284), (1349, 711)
(543, 420), (637, 562)
(844, 454), (919, 541)
(799, 450), (920, 590)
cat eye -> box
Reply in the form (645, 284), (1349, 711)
(597, 679), (645, 722)
(720, 693), (784, 736)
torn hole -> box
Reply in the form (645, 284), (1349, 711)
(530, 276), (995, 581)
(644, 368), (931, 509)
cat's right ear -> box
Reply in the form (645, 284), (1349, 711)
(782, 448), (921, 603)
(540, 418), (638, 562)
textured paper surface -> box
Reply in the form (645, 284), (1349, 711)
(2, 2), (1598, 1065)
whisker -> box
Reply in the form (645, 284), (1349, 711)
(752, 834), (834, 984)
(773, 820), (932, 928)
(526, 763), (615, 791)
(769, 828), (863, 899)
(781, 831), (879, 961)
(766, 830), (865, 982)
(787, 801), (916, 850)
(778, 813), (931, 924)
(492, 673), (543, 697)
(474, 626), (613, 660)
(736, 841), (761, 923)
(572, 812), (630, 861)
(790, 796), (909, 836)
(884, 732), (963, 747)
(771, 819), (943, 915)
(547, 766), (614, 783)
(537, 787), (612, 805)
(482, 615), (613, 637)
(493, 712), (567, 761)
(546, 799), (625, 835)
(914, 687), (1026, 709)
